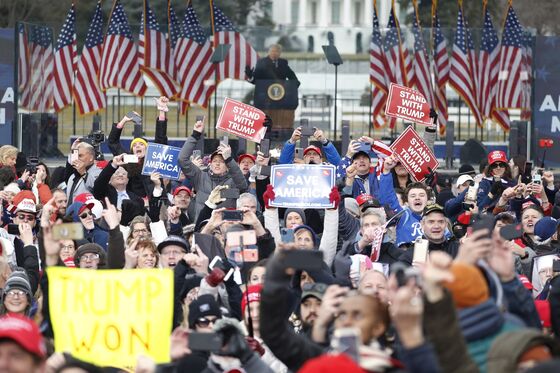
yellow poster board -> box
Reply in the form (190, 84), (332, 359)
(47, 267), (174, 368)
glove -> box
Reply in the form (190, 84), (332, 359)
(245, 336), (265, 357)
(329, 186), (340, 209)
(263, 114), (273, 129)
(263, 184), (275, 209)
(245, 65), (254, 79)
(424, 168), (437, 188)
(215, 323), (254, 364)
(490, 180), (505, 197)
(429, 108), (438, 125)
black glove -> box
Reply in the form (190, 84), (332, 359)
(215, 323), (254, 364)
(490, 180), (505, 197)
(245, 65), (254, 79)
(429, 108), (438, 125)
(424, 167), (437, 188)
(263, 114), (273, 128)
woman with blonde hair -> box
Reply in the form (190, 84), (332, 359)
(0, 145), (19, 178)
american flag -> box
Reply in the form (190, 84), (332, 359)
(478, 9), (509, 130)
(497, 4), (525, 109)
(99, 0), (147, 96)
(168, 5), (189, 114)
(369, 2), (387, 128)
(210, 1), (258, 81)
(177, 2), (216, 109)
(53, 3), (77, 112)
(432, 10), (449, 134)
(449, 7), (482, 127)
(139, 0), (177, 98)
(74, 1), (106, 115)
(17, 23), (30, 92)
(412, 13), (434, 108)
(383, 5), (412, 128)
(21, 25), (53, 112)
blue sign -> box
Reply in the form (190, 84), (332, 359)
(0, 28), (14, 144)
(142, 143), (182, 180)
(533, 36), (560, 167)
(270, 164), (336, 209)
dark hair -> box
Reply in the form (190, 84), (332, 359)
(247, 259), (268, 281)
(511, 155), (527, 176)
(484, 162), (512, 180)
(49, 166), (67, 190)
(37, 162), (51, 186)
(390, 167), (412, 189)
(494, 212), (515, 227)
(404, 182), (430, 202)
(0, 166), (15, 189)
(479, 159), (488, 174)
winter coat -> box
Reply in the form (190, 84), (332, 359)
(279, 140), (341, 166)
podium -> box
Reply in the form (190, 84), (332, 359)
(254, 80), (299, 132)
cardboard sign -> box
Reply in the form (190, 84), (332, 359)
(142, 143), (182, 180)
(216, 98), (267, 143)
(390, 126), (439, 182)
(270, 164), (335, 208)
(385, 83), (432, 126)
(47, 267), (173, 369)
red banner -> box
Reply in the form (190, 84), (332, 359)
(216, 98), (267, 143)
(385, 83), (432, 126)
(390, 126), (439, 182)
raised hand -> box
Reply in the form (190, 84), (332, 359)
(102, 197), (120, 230)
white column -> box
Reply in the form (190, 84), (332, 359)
(284, 0), (292, 26)
(364, 0), (372, 25)
(343, 0), (352, 27)
(320, 0), (329, 27)
(298, 0), (308, 26)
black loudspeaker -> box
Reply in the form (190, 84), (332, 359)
(445, 121), (455, 169)
(460, 139), (488, 165)
(512, 121), (528, 158)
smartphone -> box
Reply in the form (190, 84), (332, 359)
(260, 138), (270, 158)
(242, 247), (259, 262)
(533, 173), (542, 185)
(221, 188), (240, 200)
(358, 142), (371, 153)
(196, 115), (205, 123)
(300, 126), (315, 137)
(280, 228), (294, 243)
(52, 223), (85, 241)
(332, 328), (361, 363)
(221, 135), (229, 146)
(192, 150), (202, 159)
(500, 223), (523, 241)
(522, 161), (533, 184)
(226, 230), (257, 246)
(126, 111), (142, 124)
(282, 250), (323, 271)
(462, 202), (475, 211)
(71, 149), (79, 163)
(188, 332), (222, 352)
(412, 238), (429, 265)
(222, 210), (243, 221)
(7, 223), (19, 235)
(470, 214), (494, 238)
(123, 154), (139, 163)
(260, 165), (271, 177)
(295, 147), (303, 160)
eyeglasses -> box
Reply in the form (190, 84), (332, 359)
(61, 245), (75, 251)
(6, 290), (27, 298)
(16, 214), (35, 222)
(81, 253), (100, 261)
(133, 229), (149, 234)
(161, 249), (184, 257)
(195, 316), (218, 327)
(302, 283), (327, 293)
(79, 211), (93, 219)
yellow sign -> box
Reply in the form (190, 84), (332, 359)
(47, 267), (174, 368)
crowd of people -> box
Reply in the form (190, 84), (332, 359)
(1, 96), (560, 373)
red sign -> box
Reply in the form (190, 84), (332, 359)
(385, 83), (432, 126)
(216, 98), (267, 143)
(390, 126), (439, 182)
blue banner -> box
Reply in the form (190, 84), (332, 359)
(270, 164), (335, 209)
(0, 28), (14, 144)
(533, 36), (560, 167)
(142, 143), (182, 180)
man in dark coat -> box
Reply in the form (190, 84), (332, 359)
(246, 44), (300, 86)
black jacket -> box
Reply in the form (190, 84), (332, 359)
(251, 57), (299, 85)
(92, 162), (141, 207)
(398, 238), (460, 266)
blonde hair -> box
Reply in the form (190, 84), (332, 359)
(135, 239), (159, 268)
(0, 145), (18, 165)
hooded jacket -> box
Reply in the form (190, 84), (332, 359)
(178, 131), (248, 219)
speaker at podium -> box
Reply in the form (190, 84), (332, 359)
(254, 80), (299, 133)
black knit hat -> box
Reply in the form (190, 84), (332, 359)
(188, 294), (222, 329)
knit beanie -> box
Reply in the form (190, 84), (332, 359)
(284, 208), (306, 226)
(443, 263), (489, 308)
(3, 271), (33, 304)
(74, 243), (107, 267)
(294, 224), (319, 247)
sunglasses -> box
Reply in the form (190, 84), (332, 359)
(79, 211), (93, 219)
(195, 316), (218, 327)
(491, 162), (506, 169)
(17, 214), (35, 222)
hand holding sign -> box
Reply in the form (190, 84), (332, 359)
(216, 98), (267, 143)
(389, 127), (439, 182)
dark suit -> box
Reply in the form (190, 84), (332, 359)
(93, 163), (140, 208)
(250, 57), (299, 86)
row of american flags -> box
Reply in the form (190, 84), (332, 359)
(370, 0), (531, 133)
(17, 0), (258, 115)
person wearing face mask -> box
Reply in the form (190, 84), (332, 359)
(178, 120), (248, 219)
(478, 151), (516, 211)
(107, 97), (170, 198)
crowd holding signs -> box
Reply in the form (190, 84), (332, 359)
(2, 89), (560, 373)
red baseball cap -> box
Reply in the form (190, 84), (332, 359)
(173, 186), (192, 197)
(238, 154), (256, 163)
(303, 145), (322, 157)
(355, 194), (374, 206)
(78, 202), (96, 215)
(0, 314), (46, 359)
(487, 150), (508, 165)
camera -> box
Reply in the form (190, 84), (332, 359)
(26, 156), (39, 175)
(80, 130), (106, 160)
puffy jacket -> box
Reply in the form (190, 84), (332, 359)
(178, 131), (248, 219)
(279, 140), (341, 166)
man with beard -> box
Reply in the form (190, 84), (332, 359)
(52, 189), (67, 216)
(299, 283), (325, 335)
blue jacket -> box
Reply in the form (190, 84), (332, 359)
(444, 189), (468, 222)
(336, 156), (381, 198)
(477, 177), (516, 210)
(279, 140), (341, 165)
